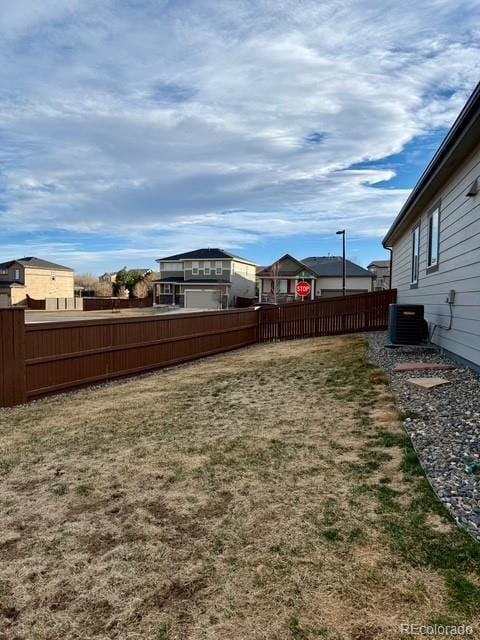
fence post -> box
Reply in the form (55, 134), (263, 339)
(0, 308), (26, 407)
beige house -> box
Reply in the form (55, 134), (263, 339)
(302, 256), (374, 297)
(99, 271), (117, 284)
(257, 254), (374, 302)
(367, 260), (391, 290)
(152, 248), (256, 309)
(257, 255), (317, 302)
(0, 257), (74, 307)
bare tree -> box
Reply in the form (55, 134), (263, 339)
(93, 281), (113, 297)
(132, 280), (148, 299)
(270, 261), (280, 304)
(143, 271), (159, 294)
(74, 273), (97, 296)
(74, 273), (97, 287)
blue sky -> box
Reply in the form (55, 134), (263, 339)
(1, 1), (479, 274)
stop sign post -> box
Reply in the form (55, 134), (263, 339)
(295, 280), (311, 300)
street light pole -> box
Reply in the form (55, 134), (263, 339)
(336, 229), (346, 296)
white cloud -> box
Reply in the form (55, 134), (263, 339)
(0, 0), (479, 265)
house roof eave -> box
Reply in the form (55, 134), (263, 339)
(383, 82), (480, 247)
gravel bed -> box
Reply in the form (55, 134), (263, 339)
(367, 331), (480, 541)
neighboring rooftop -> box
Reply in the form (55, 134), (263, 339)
(302, 256), (373, 278)
(367, 260), (390, 269)
(0, 257), (74, 272)
(157, 248), (256, 265)
(256, 254), (316, 277)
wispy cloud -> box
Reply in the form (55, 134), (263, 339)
(0, 0), (479, 269)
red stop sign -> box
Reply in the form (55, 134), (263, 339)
(296, 280), (311, 298)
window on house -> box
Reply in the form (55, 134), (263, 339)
(204, 261), (211, 275)
(411, 225), (420, 285)
(163, 284), (171, 294)
(216, 261), (222, 275)
(427, 207), (440, 270)
(0, 269), (7, 275)
(51, 271), (56, 281)
(160, 262), (183, 271)
(192, 261), (199, 275)
(279, 279), (288, 293)
(14, 269), (20, 281)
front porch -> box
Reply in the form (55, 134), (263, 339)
(258, 276), (316, 303)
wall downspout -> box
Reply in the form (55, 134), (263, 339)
(387, 247), (393, 289)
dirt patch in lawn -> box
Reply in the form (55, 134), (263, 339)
(1, 336), (479, 639)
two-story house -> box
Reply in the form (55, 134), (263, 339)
(0, 257), (74, 307)
(367, 260), (391, 290)
(152, 248), (257, 309)
(99, 272), (117, 284)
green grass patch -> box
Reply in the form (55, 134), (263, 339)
(445, 573), (480, 615)
(75, 484), (94, 496)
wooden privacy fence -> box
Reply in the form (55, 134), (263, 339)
(0, 290), (395, 407)
(83, 296), (153, 311)
(24, 309), (258, 401)
(258, 289), (397, 342)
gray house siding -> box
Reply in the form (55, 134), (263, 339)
(391, 143), (480, 368)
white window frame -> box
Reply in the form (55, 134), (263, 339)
(192, 261), (199, 275)
(204, 261), (211, 275)
(163, 284), (171, 294)
(411, 224), (420, 286)
(14, 269), (20, 280)
(427, 206), (440, 271)
(215, 261), (222, 275)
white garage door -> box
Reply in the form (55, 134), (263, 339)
(0, 293), (11, 308)
(184, 289), (219, 310)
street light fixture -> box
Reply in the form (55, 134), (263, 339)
(336, 229), (346, 296)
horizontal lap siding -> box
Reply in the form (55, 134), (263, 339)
(391, 143), (480, 367)
(25, 310), (258, 398)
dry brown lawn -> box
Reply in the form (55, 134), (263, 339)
(0, 335), (479, 640)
